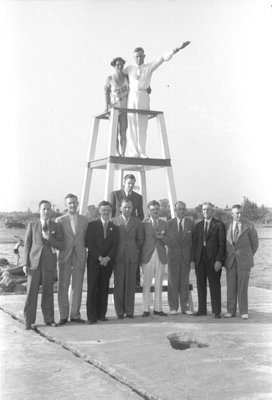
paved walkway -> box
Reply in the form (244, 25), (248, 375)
(1, 284), (272, 400)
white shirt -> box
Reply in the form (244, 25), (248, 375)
(69, 214), (77, 235)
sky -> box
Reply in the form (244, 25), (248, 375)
(0, 0), (271, 212)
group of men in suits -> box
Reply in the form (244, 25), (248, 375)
(22, 185), (259, 329)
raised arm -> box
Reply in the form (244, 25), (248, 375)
(151, 41), (191, 72)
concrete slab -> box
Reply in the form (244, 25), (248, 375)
(0, 285), (272, 400)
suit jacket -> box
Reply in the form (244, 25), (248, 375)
(141, 218), (167, 265)
(164, 217), (194, 266)
(112, 215), (144, 264)
(85, 219), (119, 266)
(225, 221), (259, 270)
(56, 213), (88, 264)
(23, 220), (64, 270)
(192, 218), (226, 266)
(110, 190), (144, 220)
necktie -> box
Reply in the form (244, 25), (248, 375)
(203, 221), (208, 245)
(103, 222), (108, 239)
(153, 219), (158, 233)
(179, 220), (183, 241)
(42, 221), (48, 232)
(233, 223), (239, 242)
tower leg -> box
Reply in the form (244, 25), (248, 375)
(80, 117), (100, 214)
(165, 167), (177, 218)
(139, 169), (147, 218)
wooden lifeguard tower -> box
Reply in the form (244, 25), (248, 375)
(80, 107), (177, 217)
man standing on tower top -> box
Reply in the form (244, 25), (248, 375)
(123, 41), (190, 158)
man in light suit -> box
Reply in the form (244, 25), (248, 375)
(141, 200), (168, 317)
(56, 193), (88, 325)
(23, 200), (64, 330)
(191, 202), (226, 319)
(224, 204), (259, 320)
(110, 174), (144, 221)
(112, 199), (144, 318)
(163, 201), (195, 315)
(85, 201), (119, 324)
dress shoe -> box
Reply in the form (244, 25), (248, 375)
(117, 315), (124, 319)
(99, 317), (108, 322)
(142, 311), (150, 317)
(241, 314), (248, 320)
(57, 318), (68, 326)
(71, 318), (85, 323)
(194, 311), (207, 316)
(224, 313), (235, 318)
(46, 322), (57, 327)
(183, 310), (194, 315)
(87, 320), (97, 325)
(170, 310), (177, 315)
(154, 311), (168, 316)
(126, 314), (134, 318)
(25, 324), (31, 330)
(214, 314), (221, 319)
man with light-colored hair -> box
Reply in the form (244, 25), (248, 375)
(164, 201), (195, 315)
(191, 202), (226, 319)
(56, 193), (88, 325)
(224, 204), (258, 320)
(123, 42), (190, 157)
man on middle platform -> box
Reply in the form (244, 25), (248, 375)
(110, 173), (144, 221)
(163, 201), (195, 315)
(141, 200), (168, 317)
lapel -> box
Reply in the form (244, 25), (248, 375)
(35, 220), (43, 240)
(227, 223), (233, 243)
(237, 222), (249, 240)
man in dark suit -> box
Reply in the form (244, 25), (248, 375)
(112, 199), (144, 318)
(110, 174), (144, 220)
(191, 202), (226, 319)
(85, 201), (119, 324)
(23, 200), (64, 330)
(164, 201), (195, 315)
(224, 204), (259, 320)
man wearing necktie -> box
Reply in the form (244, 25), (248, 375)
(23, 200), (64, 330)
(141, 200), (168, 317)
(224, 204), (259, 320)
(112, 200), (144, 318)
(191, 202), (226, 319)
(164, 201), (195, 315)
(56, 194), (89, 325)
(85, 201), (119, 324)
